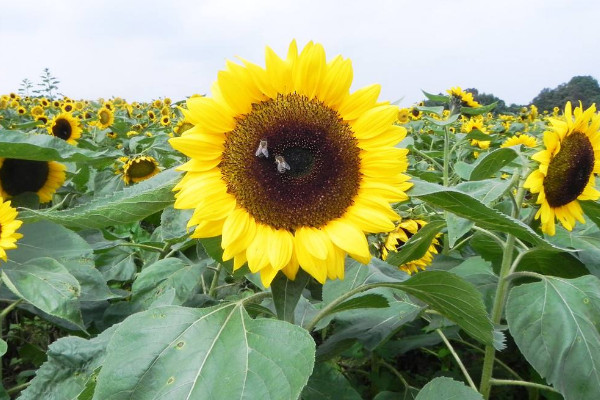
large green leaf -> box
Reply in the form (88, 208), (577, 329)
(1, 257), (84, 329)
(469, 148), (517, 180)
(18, 327), (116, 400)
(450, 256), (498, 312)
(19, 168), (180, 229)
(455, 178), (512, 205)
(415, 377), (483, 399)
(0, 129), (119, 163)
(393, 271), (493, 345)
(384, 220), (445, 267)
(506, 275), (600, 400)
(410, 180), (553, 247)
(581, 200), (600, 229)
(422, 90), (450, 103)
(516, 248), (588, 279)
(93, 304), (315, 399)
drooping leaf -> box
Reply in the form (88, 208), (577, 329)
(0, 129), (119, 164)
(410, 180), (555, 248)
(393, 271), (493, 345)
(1, 257), (84, 329)
(93, 304), (315, 399)
(415, 377), (483, 399)
(506, 275), (600, 400)
(19, 168), (180, 229)
(422, 90), (450, 103)
(460, 101), (497, 115)
(271, 270), (311, 323)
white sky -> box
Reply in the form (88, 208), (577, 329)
(1, 0), (598, 106)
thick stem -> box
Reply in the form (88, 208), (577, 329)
(479, 169), (527, 399)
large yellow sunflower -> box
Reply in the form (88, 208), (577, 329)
(0, 158), (66, 203)
(47, 112), (82, 145)
(96, 107), (114, 129)
(0, 196), (23, 262)
(170, 40), (412, 287)
(524, 102), (600, 235)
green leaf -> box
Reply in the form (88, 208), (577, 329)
(0, 339), (6, 357)
(464, 129), (492, 141)
(0, 129), (119, 164)
(450, 256), (498, 311)
(415, 377), (483, 399)
(199, 236), (235, 273)
(19, 168), (180, 229)
(446, 213), (473, 248)
(422, 90), (450, 103)
(468, 148), (518, 181)
(384, 220), (445, 267)
(517, 248), (588, 278)
(460, 101), (497, 115)
(302, 362), (362, 400)
(410, 180), (554, 247)
(416, 105), (445, 116)
(1, 257), (84, 329)
(423, 113), (460, 126)
(160, 206), (193, 242)
(394, 271), (493, 345)
(329, 293), (389, 314)
(271, 270), (310, 323)
(506, 275), (600, 400)
(581, 200), (600, 229)
(93, 304), (315, 399)
(131, 258), (205, 309)
(455, 178), (512, 205)
(19, 327), (115, 400)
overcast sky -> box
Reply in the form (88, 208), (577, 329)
(1, 0), (598, 107)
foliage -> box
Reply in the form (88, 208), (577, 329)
(0, 85), (599, 400)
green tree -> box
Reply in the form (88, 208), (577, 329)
(531, 75), (600, 111)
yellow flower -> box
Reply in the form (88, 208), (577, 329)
(0, 159), (66, 203)
(47, 112), (82, 145)
(0, 196), (23, 262)
(447, 87), (481, 108)
(381, 220), (440, 274)
(500, 134), (537, 148)
(397, 108), (410, 124)
(121, 156), (160, 184)
(524, 102), (600, 235)
(170, 40), (412, 287)
(462, 117), (490, 149)
(96, 107), (114, 129)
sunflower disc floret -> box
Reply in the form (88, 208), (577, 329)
(170, 41), (412, 286)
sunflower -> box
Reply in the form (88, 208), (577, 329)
(462, 116), (490, 149)
(0, 158), (66, 203)
(380, 220), (440, 274)
(397, 108), (410, 124)
(160, 116), (171, 126)
(96, 107), (114, 129)
(524, 102), (600, 235)
(170, 40), (412, 287)
(121, 156), (161, 184)
(174, 120), (194, 136)
(47, 112), (82, 145)
(30, 105), (44, 117)
(447, 87), (481, 108)
(501, 134), (537, 148)
(0, 197), (23, 262)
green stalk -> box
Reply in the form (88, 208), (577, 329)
(208, 263), (223, 297)
(0, 299), (23, 382)
(479, 169), (526, 398)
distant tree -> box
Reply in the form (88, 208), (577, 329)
(18, 78), (34, 97)
(531, 76), (600, 111)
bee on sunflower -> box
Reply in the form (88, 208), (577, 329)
(169, 40), (412, 286)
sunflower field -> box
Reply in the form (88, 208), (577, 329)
(1, 41), (600, 400)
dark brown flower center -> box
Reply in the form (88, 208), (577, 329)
(544, 132), (595, 207)
(220, 93), (362, 230)
(0, 159), (49, 196)
(52, 118), (73, 140)
(127, 159), (157, 178)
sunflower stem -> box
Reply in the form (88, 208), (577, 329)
(437, 329), (477, 391)
(489, 379), (560, 394)
(117, 242), (164, 252)
(208, 263), (222, 297)
(479, 168), (527, 399)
